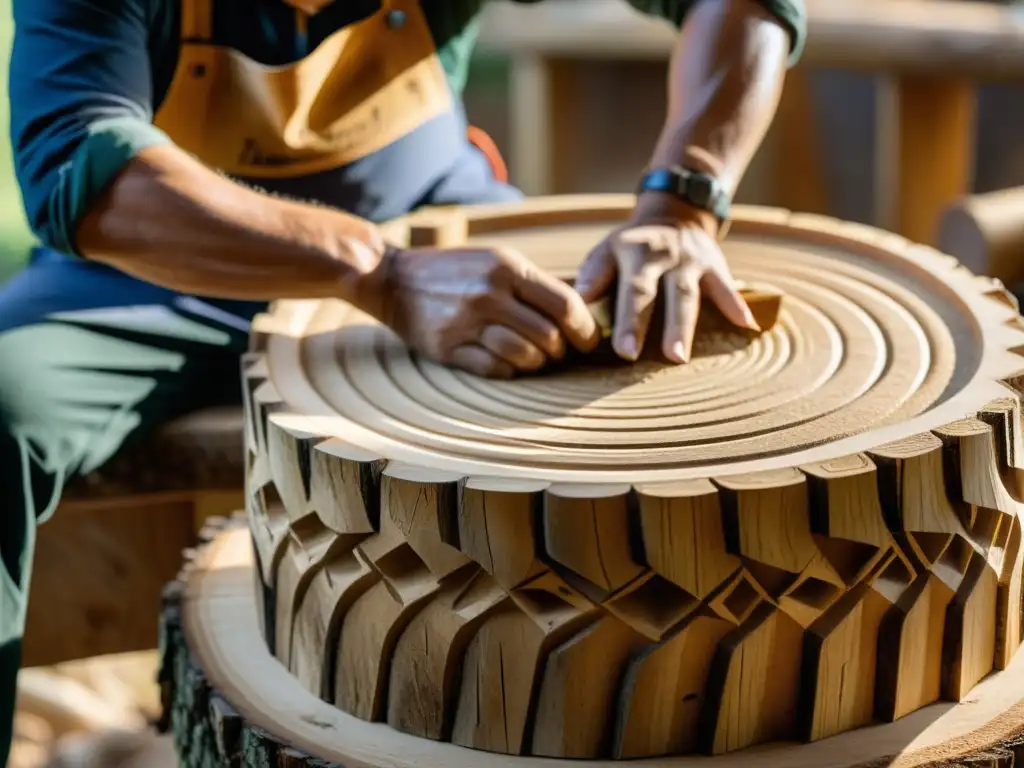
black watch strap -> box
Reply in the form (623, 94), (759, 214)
(637, 166), (731, 223)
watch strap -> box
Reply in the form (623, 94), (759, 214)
(637, 166), (731, 223)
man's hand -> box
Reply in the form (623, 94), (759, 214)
(573, 0), (792, 365)
(575, 209), (760, 364)
(375, 246), (600, 378)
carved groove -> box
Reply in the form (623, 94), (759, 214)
(240, 197), (1024, 760)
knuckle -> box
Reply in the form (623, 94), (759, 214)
(480, 324), (503, 350)
(483, 327), (515, 356)
(466, 292), (494, 314)
(676, 268), (703, 293)
(626, 273), (659, 303)
(677, 282), (700, 298)
(515, 349), (545, 372)
(488, 262), (516, 290)
(488, 244), (514, 261)
(483, 326), (544, 369)
(524, 343), (546, 366)
(489, 246), (523, 269)
(544, 328), (563, 353)
(549, 292), (573, 319)
(488, 254), (514, 274)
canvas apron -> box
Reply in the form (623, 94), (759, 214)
(152, 0), (453, 179)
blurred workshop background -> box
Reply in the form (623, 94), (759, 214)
(6, 0), (1024, 766)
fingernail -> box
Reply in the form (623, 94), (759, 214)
(670, 341), (688, 363)
(620, 333), (639, 361)
(744, 311), (762, 332)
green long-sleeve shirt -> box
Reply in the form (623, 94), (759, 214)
(9, 0), (806, 256)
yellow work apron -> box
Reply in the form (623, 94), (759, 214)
(153, 0), (454, 179)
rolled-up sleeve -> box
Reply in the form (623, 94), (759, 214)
(9, 0), (172, 256)
(628, 0), (807, 66)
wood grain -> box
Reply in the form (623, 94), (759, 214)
(168, 522), (1024, 767)
(896, 76), (976, 245)
(234, 196), (1024, 760)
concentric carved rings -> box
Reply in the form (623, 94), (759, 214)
(239, 196), (1024, 763)
(257, 198), (1022, 481)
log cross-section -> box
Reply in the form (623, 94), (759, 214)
(175, 196), (1024, 766)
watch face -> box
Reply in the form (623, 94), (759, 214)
(640, 169), (726, 218)
(688, 174), (714, 209)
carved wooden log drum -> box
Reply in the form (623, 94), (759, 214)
(163, 196), (1024, 767)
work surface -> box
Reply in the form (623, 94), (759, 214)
(235, 197), (1024, 763)
(257, 196), (1024, 483)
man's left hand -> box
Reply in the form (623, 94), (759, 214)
(575, 207), (761, 364)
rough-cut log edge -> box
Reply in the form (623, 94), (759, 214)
(158, 515), (341, 768)
(161, 521), (1024, 768)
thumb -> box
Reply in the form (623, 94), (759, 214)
(575, 240), (617, 302)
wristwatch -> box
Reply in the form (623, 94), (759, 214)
(637, 166), (731, 237)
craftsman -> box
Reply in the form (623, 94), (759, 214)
(0, 0), (804, 758)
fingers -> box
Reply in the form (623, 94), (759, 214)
(662, 268), (702, 363)
(479, 325), (546, 371)
(449, 324), (549, 378)
(487, 298), (566, 360)
(513, 267), (600, 352)
(449, 344), (515, 379)
(574, 243), (617, 302)
(702, 270), (761, 332)
(612, 242), (666, 361)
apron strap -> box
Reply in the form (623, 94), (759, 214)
(181, 0), (213, 41)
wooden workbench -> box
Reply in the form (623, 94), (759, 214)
(477, 0), (1024, 243)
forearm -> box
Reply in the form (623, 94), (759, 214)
(75, 144), (388, 307)
(639, 0), (790, 218)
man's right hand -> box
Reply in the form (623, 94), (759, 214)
(368, 245), (601, 378)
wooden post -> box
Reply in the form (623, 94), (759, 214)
(895, 76), (976, 243)
(773, 67), (830, 215)
(508, 54), (553, 195)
